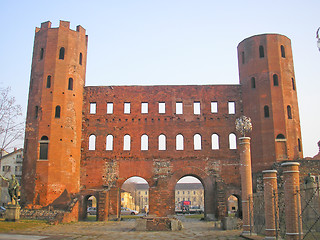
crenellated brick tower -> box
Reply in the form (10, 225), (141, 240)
(21, 21), (88, 207)
(238, 34), (303, 172)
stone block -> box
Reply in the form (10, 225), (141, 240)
(5, 205), (21, 222)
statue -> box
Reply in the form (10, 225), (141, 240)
(0, 174), (20, 205)
(235, 116), (252, 137)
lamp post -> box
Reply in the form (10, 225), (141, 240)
(317, 27), (320, 51)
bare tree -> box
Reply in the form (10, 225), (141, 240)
(0, 86), (24, 152)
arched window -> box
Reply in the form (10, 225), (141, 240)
(55, 105), (61, 118)
(276, 134), (285, 140)
(229, 133), (237, 149)
(273, 74), (279, 86)
(281, 45), (286, 58)
(106, 135), (113, 151)
(39, 136), (49, 160)
(124, 135), (131, 151)
(46, 75), (51, 88)
(68, 78), (73, 90)
(176, 134), (184, 150)
(211, 133), (219, 150)
(141, 134), (148, 151)
(264, 105), (270, 118)
(292, 78), (296, 90)
(287, 105), (292, 119)
(79, 52), (83, 65)
(251, 77), (256, 88)
(158, 134), (166, 151)
(259, 45), (264, 58)
(40, 48), (44, 60)
(241, 51), (245, 64)
(59, 47), (65, 60)
(194, 134), (201, 150)
(89, 135), (96, 150)
(298, 138), (302, 152)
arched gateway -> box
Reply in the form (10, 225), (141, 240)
(21, 21), (303, 222)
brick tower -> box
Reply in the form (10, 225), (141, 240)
(21, 21), (87, 207)
(238, 34), (303, 172)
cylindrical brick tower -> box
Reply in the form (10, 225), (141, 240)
(21, 21), (88, 207)
(238, 34), (303, 172)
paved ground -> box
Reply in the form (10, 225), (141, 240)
(0, 217), (261, 240)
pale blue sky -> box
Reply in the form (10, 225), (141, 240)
(0, 1), (319, 157)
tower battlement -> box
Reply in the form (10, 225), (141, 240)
(35, 20), (86, 35)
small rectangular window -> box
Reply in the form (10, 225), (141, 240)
(211, 101), (218, 113)
(194, 102), (200, 115)
(228, 102), (235, 114)
(107, 102), (113, 114)
(159, 102), (165, 114)
(90, 103), (96, 114)
(124, 102), (130, 114)
(176, 102), (183, 114)
(141, 102), (148, 114)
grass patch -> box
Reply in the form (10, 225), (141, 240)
(185, 214), (204, 219)
(0, 219), (48, 233)
(86, 215), (97, 221)
(121, 215), (141, 220)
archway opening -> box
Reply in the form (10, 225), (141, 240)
(121, 176), (149, 217)
(175, 176), (204, 218)
(227, 194), (241, 219)
(85, 195), (97, 221)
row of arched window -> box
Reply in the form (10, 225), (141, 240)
(39, 47), (83, 65)
(45, 75), (74, 90)
(88, 133), (238, 151)
(250, 75), (296, 90)
(263, 105), (293, 119)
(241, 44), (286, 64)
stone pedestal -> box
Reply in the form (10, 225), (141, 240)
(135, 217), (182, 231)
(5, 204), (21, 221)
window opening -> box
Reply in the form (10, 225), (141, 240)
(211, 133), (219, 150)
(106, 135), (113, 151)
(176, 134), (184, 150)
(241, 51), (245, 64)
(251, 77), (256, 88)
(259, 45), (264, 58)
(39, 136), (49, 160)
(40, 48), (44, 60)
(273, 74), (279, 86)
(211, 101), (218, 113)
(90, 103), (96, 114)
(229, 133), (237, 149)
(46, 75), (51, 88)
(158, 134), (166, 150)
(141, 102), (148, 114)
(264, 105), (270, 118)
(228, 102), (235, 114)
(298, 138), (302, 152)
(124, 135), (131, 151)
(287, 105), (292, 119)
(141, 134), (148, 151)
(35, 106), (39, 119)
(68, 78), (73, 90)
(281, 45), (286, 58)
(89, 135), (96, 150)
(124, 102), (130, 114)
(194, 134), (202, 150)
(79, 52), (83, 65)
(194, 102), (200, 115)
(292, 78), (296, 90)
(59, 47), (65, 60)
(176, 102), (183, 114)
(276, 134), (285, 140)
(55, 105), (61, 118)
(159, 102), (165, 114)
(107, 102), (113, 114)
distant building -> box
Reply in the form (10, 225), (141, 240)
(0, 148), (23, 206)
(175, 183), (204, 209)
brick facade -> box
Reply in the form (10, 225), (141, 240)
(21, 21), (303, 221)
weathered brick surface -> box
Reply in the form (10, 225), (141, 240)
(22, 21), (303, 222)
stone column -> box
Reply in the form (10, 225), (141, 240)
(282, 162), (302, 240)
(239, 136), (254, 236)
(263, 170), (278, 240)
